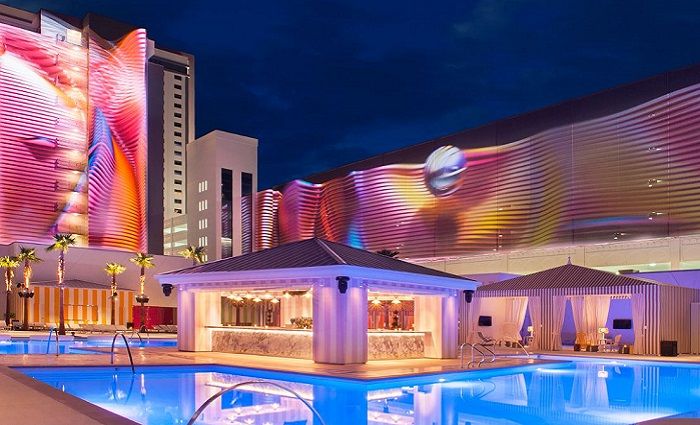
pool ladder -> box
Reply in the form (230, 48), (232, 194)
(187, 380), (327, 425)
(46, 327), (60, 356)
(110, 332), (135, 373)
(459, 342), (496, 368)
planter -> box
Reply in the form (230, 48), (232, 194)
(573, 343), (582, 351)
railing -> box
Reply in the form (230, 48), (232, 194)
(460, 342), (496, 368)
(46, 327), (60, 356)
(186, 380), (327, 425)
(110, 332), (135, 373)
(511, 339), (531, 358)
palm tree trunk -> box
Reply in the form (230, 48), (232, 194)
(4, 270), (10, 326)
(139, 267), (146, 332)
(58, 251), (66, 335)
(110, 276), (116, 325)
(22, 295), (28, 331)
(4, 290), (9, 326)
(22, 262), (29, 331)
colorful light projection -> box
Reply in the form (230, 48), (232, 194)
(86, 29), (148, 251)
(257, 82), (700, 259)
(0, 23), (147, 251)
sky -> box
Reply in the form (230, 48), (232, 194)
(6, 0), (700, 188)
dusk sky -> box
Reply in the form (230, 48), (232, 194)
(7, 0), (700, 188)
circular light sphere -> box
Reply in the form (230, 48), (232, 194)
(424, 145), (467, 196)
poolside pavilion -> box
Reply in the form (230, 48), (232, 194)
(156, 238), (477, 364)
(468, 262), (700, 355)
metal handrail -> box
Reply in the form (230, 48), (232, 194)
(186, 380), (327, 425)
(512, 340), (531, 358)
(459, 342), (469, 368)
(46, 327), (60, 356)
(479, 343), (496, 363)
(110, 332), (135, 373)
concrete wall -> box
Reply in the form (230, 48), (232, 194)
(418, 235), (700, 277)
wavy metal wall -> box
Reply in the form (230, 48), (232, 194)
(256, 81), (700, 259)
(0, 23), (147, 251)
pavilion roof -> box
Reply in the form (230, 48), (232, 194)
(478, 263), (664, 292)
(161, 238), (474, 282)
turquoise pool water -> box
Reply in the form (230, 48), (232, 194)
(19, 357), (700, 424)
(0, 338), (176, 354)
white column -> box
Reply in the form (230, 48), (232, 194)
(414, 293), (458, 358)
(312, 278), (368, 364)
(177, 288), (221, 351)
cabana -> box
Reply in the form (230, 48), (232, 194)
(157, 238), (477, 364)
(467, 262), (700, 355)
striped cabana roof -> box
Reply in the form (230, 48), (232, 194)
(477, 263), (664, 293)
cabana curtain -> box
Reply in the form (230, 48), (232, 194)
(466, 296), (482, 343)
(631, 293), (645, 354)
(551, 296), (567, 350)
(527, 296), (542, 349)
(503, 297), (528, 342)
(571, 295), (612, 345)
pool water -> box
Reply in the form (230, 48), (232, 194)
(0, 338), (176, 354)
(19, 357), (700, 425)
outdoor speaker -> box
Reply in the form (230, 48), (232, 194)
(464, 290), (474, 303)
(161, 283), (174, 297)
(336, 276), (349, 294)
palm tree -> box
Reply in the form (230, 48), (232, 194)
(130, 253), (154, 332)
(179, 245), (206, 266)
(47, 233), (76, 335)
(104, 262), (126, 325)
(17, 247), (41, 330)
(0, 256), (19, 326)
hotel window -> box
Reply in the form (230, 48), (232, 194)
(174, 170), (182, 176)
(175, 179), (182, 185)
(174, 103), (182, 109)
(174, 112), (182, 118)
(174, 122), (182, 128)
(174, 199), (182, 204)
(174, 84), (182, 90)
(175, 141), (182, 147)
(198, 218), (208, 230)
(174, 160), (182, 166)
(175, 151), (182, 156)
(198, 200), (208, 211)
(241, 172), (253, 254)
(174, 74), (183, 81)
(175, 131), (182, 137)
(198, 236), (208, 247)
(221, 168), (233, 258)
(175, 208), (182, 214)
(198, 180), (208, 193)
(174, 94), (182, 99)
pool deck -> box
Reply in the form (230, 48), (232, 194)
(2, 346), (700, 424)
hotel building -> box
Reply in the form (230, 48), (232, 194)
(0, 4), (199, 256)
(253, 63), (700, 279)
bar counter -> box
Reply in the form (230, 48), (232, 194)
(208, 326), (427, 360)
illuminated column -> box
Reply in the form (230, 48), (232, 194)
(414, 293), (458, 358)
(312, 278), (368, 364)
(178, 288), (221, 351)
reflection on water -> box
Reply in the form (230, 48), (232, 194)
(20, 360), (700, 425)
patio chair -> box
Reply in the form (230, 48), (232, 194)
(607, 334), (622, 352)
(477, 331), (496, 347)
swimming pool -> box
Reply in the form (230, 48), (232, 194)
(0, 338), (176, 354)
(18, 356), (700, 425)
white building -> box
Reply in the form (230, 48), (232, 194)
(186, 130), (258, 261)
